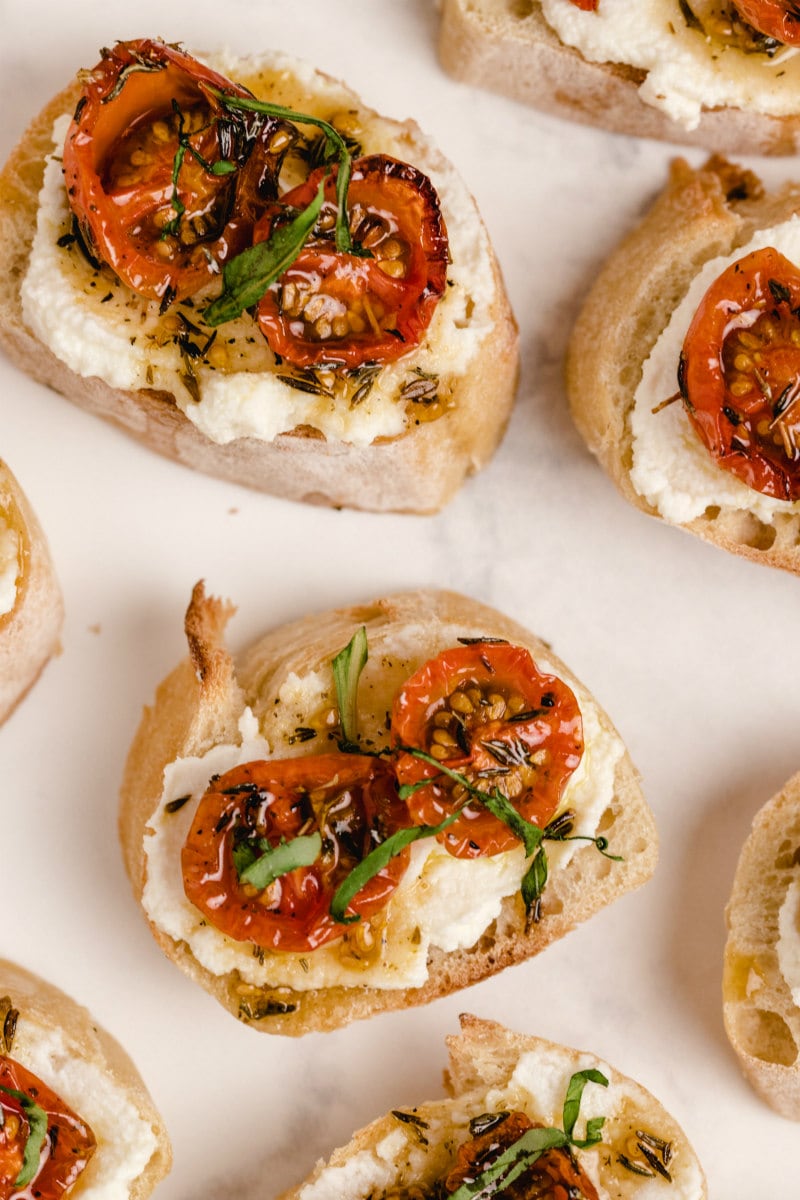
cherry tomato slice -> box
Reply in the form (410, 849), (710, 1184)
(567, 0), (599, 10)
(732, 0), (800, 43)
(63, 39), (287, 303)
(681, 246), (800, 500)
(444, 1112), (600, 1200)
(392, 644), (583, 859)
(254, 154), (449, 369)
(181, 755), (411, 953)
(0, 1056), (96, 1200)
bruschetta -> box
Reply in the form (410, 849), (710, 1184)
(724, 770), (800, 1120)
(0, 40), (517, 513)
(0, 959), (171, 1200)
(568, 154), (800, 574)
(439, 0), (800, 155)
(119, 586), (657, 1035)
(277, 1014), (707, 1198)
(0, 460), (62, 724)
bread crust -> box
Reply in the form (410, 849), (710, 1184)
(276, 1014), (707, 1199)
(0, 54), (518, 514)
(567, 155), (800, 574)
(119, 586), (657, 1036)
(723, 771), (800, 1120)
(438, 0), (800, 155)
(0, 958), (171, 1200)
(0, 460), (63, 723)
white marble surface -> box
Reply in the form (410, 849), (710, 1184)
(0, 2), (798, 1196)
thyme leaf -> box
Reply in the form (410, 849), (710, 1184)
(203, 176), (327, 325)
(0, 1085), (48, 1188)
(332, 626), (368, 750)
(235, 832), (323, 890)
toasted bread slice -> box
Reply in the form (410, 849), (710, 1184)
(438, 0), (800, 155)
(724, 771), (800, 1120)
(567, 155), (800, 574)
(0, 47), (517, 513)
(0, 958), (171, 1200)
(277, 1014), (707, 1199)
(119, 586), (657, 1035)
(0, 459), (63, 723)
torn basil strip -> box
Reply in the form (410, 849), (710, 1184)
(236, 832), (323, 890)
(447, 1126), (569, 1200)
(203, 176), (327, 325)
(332, 626), (368, 749)
(0, 1085), (48, 1188)
(562, 1068), (609, 1146)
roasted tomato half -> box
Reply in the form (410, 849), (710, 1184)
(681, 246), (800, 500)
(731, 0), (800, 43)
(392, 644), (583, 859)
(444, 1111), (599, 1200)
(0, 1056), (96, 1199)
(254, 154), (449, 369)
(63, 39), (290, 303)
(182, 755), (411, 953)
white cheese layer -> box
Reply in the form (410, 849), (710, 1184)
(777, 874), (800, 1006)
(142, 668), (623, 993)
(11, 1017), (158, 1200)
(0, 513), (20, 617)
(541, 0), (800, 130)
(21, 52), (495, 449)
(630, 216), (800, 524)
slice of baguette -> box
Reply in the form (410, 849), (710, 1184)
(0, 459), (63, 724)
(119, 585), (657, 1036)
(0, 47), (517, 514)
(438, 0), (800, 156)
(277, 1014), (707, 1199)
(723, 771), (800, 1120)
(567, 154), (800, 574)
(0, 958), (171, 1200)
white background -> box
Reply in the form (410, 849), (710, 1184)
(1, 2), (799, 1196)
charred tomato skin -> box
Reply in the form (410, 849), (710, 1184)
(0, 1055), (96, 1199)
(181, 754), (411, 954)
(681, 245), (800, 500)
(392, 643), (583, 859)
(254, 154), (449, 369)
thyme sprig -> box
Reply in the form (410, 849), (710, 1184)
(0, 1085), (48, 1188)
(447, 1069), (608, 1200)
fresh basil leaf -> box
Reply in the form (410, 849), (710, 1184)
(238, 832), (323, 890)
(211, 159), (237, 175)
(203, 177), (327, 325)
(332, 626), (368, 749)
(447, 1126), (568, 1200)
(562, 1068), (609, 1145)
(231, 838), (259, 876)
(330, 807), (462, 924)
(521, 846), (548, 923)
(0, 1085), (48, 1188)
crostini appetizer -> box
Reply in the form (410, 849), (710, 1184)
(724, 770), (800, 1120)
(0, 39), (517, 512)
(568, 155), (800, 573)
(277, 1015), (707, 1199)
(0, 460), (62, 724)
(0, 959), (170, 1200)
(439, 0), (800, 154)
(119, 587), (657, 1035)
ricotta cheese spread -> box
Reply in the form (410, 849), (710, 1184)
(142, 653), (624, 993)
(0, 512), (20, 617)
(12, 1018), (158, 1200)
(21, 52), (496, 449)
(541, 0), (800, 130)
(777, 873), (800, 1005)
(630, 216), (800, 524)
